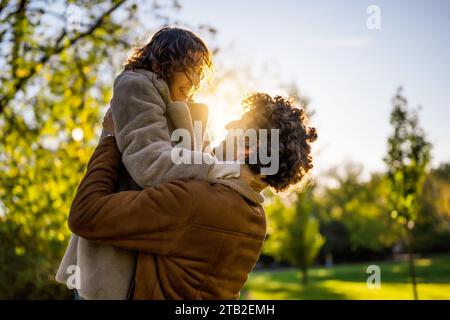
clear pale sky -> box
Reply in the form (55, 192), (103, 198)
(166, 0), (450, 178)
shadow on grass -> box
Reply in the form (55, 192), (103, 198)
(304, 255), (450, 284)
(242, 276), (347, 300)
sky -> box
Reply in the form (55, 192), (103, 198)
(166, 0), (450, 179)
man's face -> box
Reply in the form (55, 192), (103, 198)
(214, 115), (254, 162)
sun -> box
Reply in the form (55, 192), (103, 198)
(196, 80), (245, 147)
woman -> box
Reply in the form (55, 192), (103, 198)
(68, 93), (317, 299)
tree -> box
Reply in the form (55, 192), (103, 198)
(0, 0), (198, 298)
(384, 87), (431, 300)
(264, 188), (325, 285)
(292, 190), (325, 285)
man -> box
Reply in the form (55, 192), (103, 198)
(68, 93), (317, 299)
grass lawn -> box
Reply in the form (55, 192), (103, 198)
(242, 254), (450, 300)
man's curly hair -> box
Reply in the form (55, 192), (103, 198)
(241, 93), (317, 192)
(124, 27), (213, 92)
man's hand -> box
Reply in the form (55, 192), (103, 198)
(102, 108), (115, 136)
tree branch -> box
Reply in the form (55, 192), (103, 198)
(0, 0), (128, 114)
(10, 0), (28, 78)
(0, 0), (11, 16)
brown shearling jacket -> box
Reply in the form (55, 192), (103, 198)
(68, 136), (267, 299)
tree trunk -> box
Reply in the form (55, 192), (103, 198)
(406, 226), (418, 300)
(301, 267), (308, 286)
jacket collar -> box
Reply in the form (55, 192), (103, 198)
(133, 68), (172, 103)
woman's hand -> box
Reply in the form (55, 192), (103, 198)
(102, 108), (115, 136)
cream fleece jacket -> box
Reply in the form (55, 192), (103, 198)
(112, 69), (215, 187)
(55, 69), (239, 299)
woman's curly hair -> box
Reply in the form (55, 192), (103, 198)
(124, 27), (213, 92)
(242, 93), (318, 192)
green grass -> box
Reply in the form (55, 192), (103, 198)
(242, 254), (450, 300)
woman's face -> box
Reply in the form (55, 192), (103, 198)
(169, 65), (202, 102)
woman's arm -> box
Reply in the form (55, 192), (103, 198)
(110, 71), (222, 188)
(68, 136), (195, 255)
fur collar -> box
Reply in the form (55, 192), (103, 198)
(207, 178), (265, 205)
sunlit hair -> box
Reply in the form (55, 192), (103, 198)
(241, 93), (317, 192)
(124, 27), (213, 93)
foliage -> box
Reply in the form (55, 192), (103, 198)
(263, 159), (450, 268)
(317, 164), (401, 257)
(0, 0), (182, 299)
(414, 163), (450, 252)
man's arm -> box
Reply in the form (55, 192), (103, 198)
(68, 136), (195, 255)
